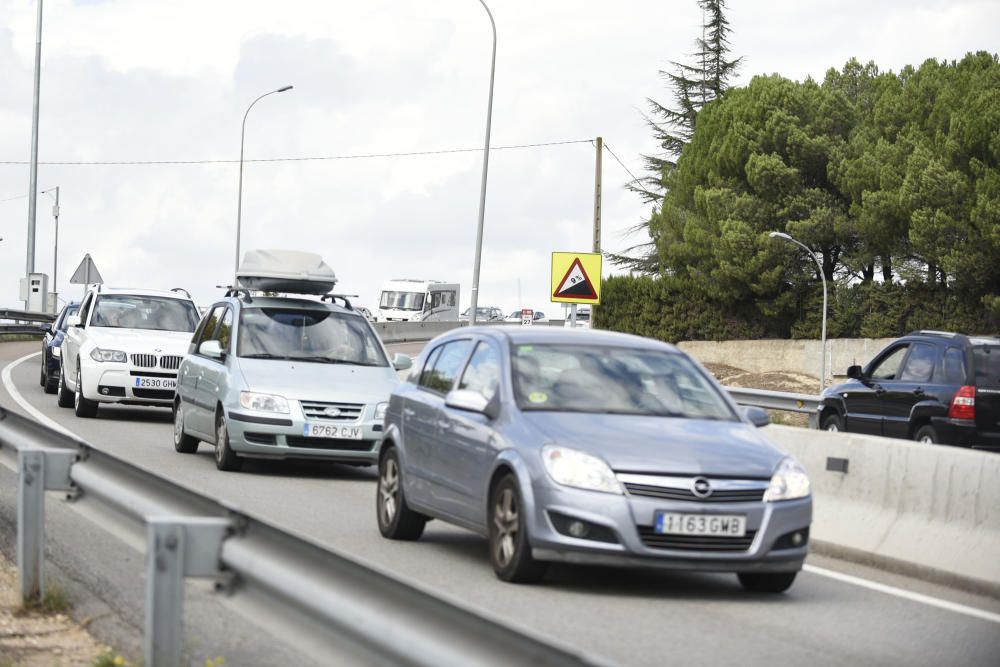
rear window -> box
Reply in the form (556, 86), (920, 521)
(973, 347), (1000, 388)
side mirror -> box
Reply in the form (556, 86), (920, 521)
(392, 353), (413, 371)
(445, 389), (500, 420)
(742, 406), (770, 428)
(66, 315), (81, 328)
(847, 365), (863, 380)
(199, 340), (224, 359)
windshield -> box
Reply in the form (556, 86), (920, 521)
(91, 296), (199, 332)
(237, 307), (388, 367)
(462, 308), (493, 318)
(380, 290), (425, 311)
(973, 347), (1000, 388)
(512, 343), (737, 420)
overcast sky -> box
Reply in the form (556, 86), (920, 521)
(1, 0), (998, 314)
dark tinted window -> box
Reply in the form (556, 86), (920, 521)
(199, 306), (226, 347)
(78, 294), (94, 327)
(459, 342), (501, 401)
(899, 343), (936, 383)
(215, 308), (234, 351)
(973, 347), (1000, 388)
(943, 348), (967, 385)
(418, 346), (444, 388)
(56, 304), (80, 331)
(870, 345), (909, 380)
(422, 340), (473, 393)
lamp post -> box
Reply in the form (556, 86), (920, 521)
(41, 186), (58, 310)
(770, 232), (828, 392)
(468, 0), (497, 327)
(234, 85), (293, 283)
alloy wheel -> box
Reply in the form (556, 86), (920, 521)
(379, 457), (399, 526)
(493, 487), (519, 568)
(174, 405), (184, 444)
(215, 418), (227, 465)
(74, 368), (81, 410)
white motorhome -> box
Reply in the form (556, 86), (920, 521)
(376, 279), (460, 322)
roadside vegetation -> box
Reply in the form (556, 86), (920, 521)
(604, 0), (1000, 341)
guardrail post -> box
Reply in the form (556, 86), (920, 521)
(16, 447), (75, 605)
(17, 449), (45, 604)
(144, 517), (230, 667)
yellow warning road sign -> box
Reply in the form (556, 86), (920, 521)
(551, 252), (602, 304)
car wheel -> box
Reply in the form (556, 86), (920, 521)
(173, 401), (199, 454)
(738, 571), (798, 593)
(488, 474), (547, 584)
(43, 357), (59, 395)
(214, 411), (243, 472)
(821, 413), (844, 433)
(73, 365), (98, 418)
(40, 358), (46, 387)
(376, 447), (426, 540)
(914, 424), (938, 445)
(57, 361), (74, 408)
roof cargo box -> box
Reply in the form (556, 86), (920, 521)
(236, 250), (337, 295)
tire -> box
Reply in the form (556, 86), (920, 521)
(488, 474), (547, 584)
(173, 401), (199, 454)
(57, 361), (74, 408)
(43, 356), (58, 395)
(73, 365), (98, 418)
(213, 411), (243, 471)
(40, 357), (46, 387)
(738, 571), (798, 593)
(821, 413), (844, 433)
(914, 424), (938, 445)
(376, 447), (427, 540)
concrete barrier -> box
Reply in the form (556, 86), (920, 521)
(374, 320), (568, 344)
(763, 425), (1000, 594)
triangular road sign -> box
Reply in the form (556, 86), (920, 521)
(553, 257), (597, 300)
(70, 254), (104, 285)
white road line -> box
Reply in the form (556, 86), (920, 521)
(1, 351), (76, 438)
(4, 350), (999, 628)
(804, 564), (1000, 625)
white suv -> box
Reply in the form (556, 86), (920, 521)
(58, 286), (200, 417)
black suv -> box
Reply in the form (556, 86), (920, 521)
(818, 331), (1000, 451)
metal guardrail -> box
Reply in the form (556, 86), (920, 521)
(726, 387), (821, 428)
(0, 407), (604, 667)
(0, 309), (54, 336)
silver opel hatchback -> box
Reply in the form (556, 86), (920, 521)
(376, 327), (811, 591)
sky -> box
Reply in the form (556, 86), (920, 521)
(1, 0), (998, 315)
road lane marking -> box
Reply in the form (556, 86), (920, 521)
(804, 564), (1000, 625)
(1, 351), (76, 438)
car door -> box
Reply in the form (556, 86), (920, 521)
(883, 343), (939, 438)
(195, 306), (234, 432)
(843, 344), (909, 435)
(182, 305), (224, 437)
(435, 340), (503, 525)
(63, 292), (93, 387)
(402, 344), (445, 488)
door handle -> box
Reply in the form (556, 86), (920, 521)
(874, 384), (886, 396)
(403, 408), (416, 417)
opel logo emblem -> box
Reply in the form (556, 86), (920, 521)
(323, 407), (342, 418)
(691, 477), (712, 498)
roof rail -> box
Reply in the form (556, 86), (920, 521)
(170, 287), (192, 299)
(321, 294), (356, 310)
(910, 330), (959, 338)
(223, 287), (253, 303)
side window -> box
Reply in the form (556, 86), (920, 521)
(870, 345), (909, 381)
(423, 340), (473, 394)
(418, 346), (445, 388)
(942, 348), (967, 385)
(459, 342), (501, 401)
(197, 306), (226, 349)
(77, 294), (93, 327)
(899, 343), (936, 383)
(214, 308), (234, 351)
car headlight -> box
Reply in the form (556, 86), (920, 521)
(763, 457), (811, 502)
(52, 346), (61, 357)
(90, 348), (127, 363)
(374, 402), (389, 421)
(239, 392), (289, 414)
(541, 445), (622, 494)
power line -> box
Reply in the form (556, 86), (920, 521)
(602, 142), (659, 200)
(0, 139), (592, 167)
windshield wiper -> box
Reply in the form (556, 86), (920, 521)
(286, 356), (382, 366)
(240, 353), (292, 360)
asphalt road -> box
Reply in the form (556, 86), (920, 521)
(2, 340), (999, 666)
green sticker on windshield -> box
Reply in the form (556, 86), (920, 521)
(519, 345), (534, 353)
(528, 392), (548, 404)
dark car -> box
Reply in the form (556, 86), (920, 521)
(39, 302), (81, 394)
(818, 331), (1000, 451)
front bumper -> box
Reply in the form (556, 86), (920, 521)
(81, 363), (177, 406)
(526, 481), (811, 573)
(932, 416), (1000, 452)
(225, 407), (381, 463)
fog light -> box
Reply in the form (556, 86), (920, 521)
(792, 532), (804, 546)
(568, 521), (588, 538)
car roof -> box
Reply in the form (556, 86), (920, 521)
(454, 325), (679, 352)
(90, 287), (194, 300)
(903, 331), (1000, 347)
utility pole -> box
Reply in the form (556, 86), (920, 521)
(25, 0), (44, 308)
(51, 186), (59, 309)
(589, 136), (603, 328)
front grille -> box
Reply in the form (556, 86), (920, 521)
(285, 436), (374, 451)
(131, 353), (157, 368)
(624, 483), (765, 503)
(244, 433), (277, 445)
(300, 401), (364, 422)
(132, 388), (175, 401)
(638, 526), (757, 552)
(160, 355), (183, 370)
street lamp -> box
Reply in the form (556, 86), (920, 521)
(234, 85), (293, 283)
(770, 231), (828, 392)
(41, 186), (59, 308)
(468, 0), (497, 327)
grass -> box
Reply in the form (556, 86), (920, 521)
(16, 583), (73, 615)
(0, 333), (44, 343)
